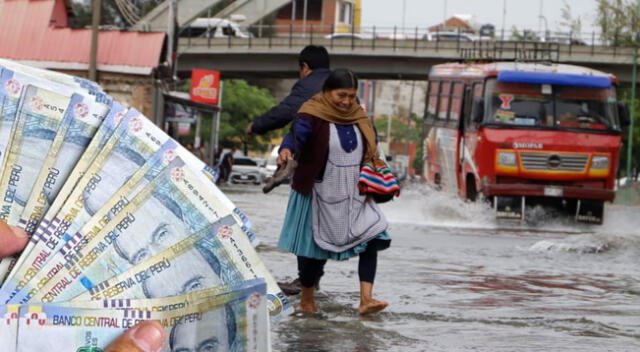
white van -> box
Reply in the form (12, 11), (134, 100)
(181, 17), (251, 38)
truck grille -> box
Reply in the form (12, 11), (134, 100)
(520, 152), (588, 172)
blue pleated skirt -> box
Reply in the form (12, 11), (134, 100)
(278, 190), (391, 261)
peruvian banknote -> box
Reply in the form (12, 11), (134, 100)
(0, 84), (72, 282)
(19, 92), (111, 232)
(4, 279), (270, 352)
(20, 157), (231, 303)
(0, 84), (71, 225)
(71, 216), (292, 321)
(0, 104), (126, 294)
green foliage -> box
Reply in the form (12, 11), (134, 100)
(374, 114), (421, 144)
(374, 113), (424, 175)
(596, 0), (640, 46)
(510, 27), (540, 42)
(218, 80), (278, 153)
(69, 0), (164, 29)
(559, 1), (582, 34)
(619, 88), (640, 178)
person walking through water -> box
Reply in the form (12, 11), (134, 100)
(277, 69), (391, 315)
(246, 45), (331, 295)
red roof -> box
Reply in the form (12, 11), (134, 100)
(0, 0), (166, 75)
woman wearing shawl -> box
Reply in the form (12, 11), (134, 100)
(277, 69), (391, 315)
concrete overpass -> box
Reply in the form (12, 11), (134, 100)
(176, 38), (640, 83)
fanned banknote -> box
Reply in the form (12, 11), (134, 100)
(71, 216), (292, 320)
(0, 59), (284, 351)
(0, 104), (126, 295)
(19, 92), (111, 233)
(0, 85), (71, 224)
(5, 279), (270, 352)
(14, 157), (224, 303)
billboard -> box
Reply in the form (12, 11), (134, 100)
(190, 69), (220, 105)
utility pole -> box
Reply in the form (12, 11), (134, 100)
(501, 0), (507, 40)
(302, 0), (308, 36)
(402, 0), (406, 32)
(627, 0), (640, 185)
(167, 0), (177, 78)
(89, 0), (101, 81)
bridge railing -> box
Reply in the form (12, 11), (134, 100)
(177, 25), (639, 63)
(177, 24), (637, 50)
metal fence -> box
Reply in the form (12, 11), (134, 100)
(177, 24), (632, 49)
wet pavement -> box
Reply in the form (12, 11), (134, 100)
(223, 183), (640, 352)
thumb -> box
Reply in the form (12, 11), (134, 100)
(105, 320), (166, 352)
(0, 221), (28, 258)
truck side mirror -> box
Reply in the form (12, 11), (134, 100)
(618, 101), (630, 127)
(473, 98), (485, 123)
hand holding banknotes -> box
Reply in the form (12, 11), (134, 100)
(0, 221), (27, 258)
(0, 221), (167, 352)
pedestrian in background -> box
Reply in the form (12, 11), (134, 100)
(217, 147), (235, 185)
(277, 69), (391, 315)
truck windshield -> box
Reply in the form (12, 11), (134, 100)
(484, 78), (620, 131)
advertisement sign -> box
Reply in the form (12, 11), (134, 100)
(190, 69), (220, 105)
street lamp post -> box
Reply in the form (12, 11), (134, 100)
(628, 0), (640, 185)
(539, 15), (548, 40)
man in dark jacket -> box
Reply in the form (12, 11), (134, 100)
(246, 45), (330, 135)
(247, 46), (330, 296)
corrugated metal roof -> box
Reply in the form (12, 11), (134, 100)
(0, 0), (166, 75)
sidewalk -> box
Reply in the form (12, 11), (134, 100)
(615, 181), (640, 206)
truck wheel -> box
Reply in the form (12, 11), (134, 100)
(466, 174), (478, 201)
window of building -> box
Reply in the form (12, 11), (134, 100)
(277, 0), (323, 21)
(339, 1), (353, 24)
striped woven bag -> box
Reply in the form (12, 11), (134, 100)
(357, 158), (401, 203)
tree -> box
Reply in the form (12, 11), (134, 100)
(374, 113), (425, 175)
(618, 88), (640, 179)
(69, 0), (165, 29)
(559, 1), (582, 35)
(218, 80), (277, 154)
(510, 27), (540, 42)
(595, 0), (640, 46)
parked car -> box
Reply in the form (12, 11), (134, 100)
(260, 146), (279, 181)
(180, 17), (251, 38)
(230, 157), (263, 185)
(425, 31), (479, 42)
(543, 35), (587, 46)
(324, 32), (376, 40)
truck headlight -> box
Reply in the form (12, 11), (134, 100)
(497, 151), (517, 166)
(590, 156), (609, 170)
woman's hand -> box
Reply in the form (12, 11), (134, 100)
(0, 222), (167, 352)
(277, 148), (292, 167)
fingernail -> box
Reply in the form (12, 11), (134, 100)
(9, 226), (27, 238)
(130, 321), (165, 352)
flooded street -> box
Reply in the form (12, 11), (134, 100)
(224, 184), (640, 351)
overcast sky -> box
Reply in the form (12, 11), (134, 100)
(361, 0), (600, 35)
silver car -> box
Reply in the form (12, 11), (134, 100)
(230, 157), (263, 185)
